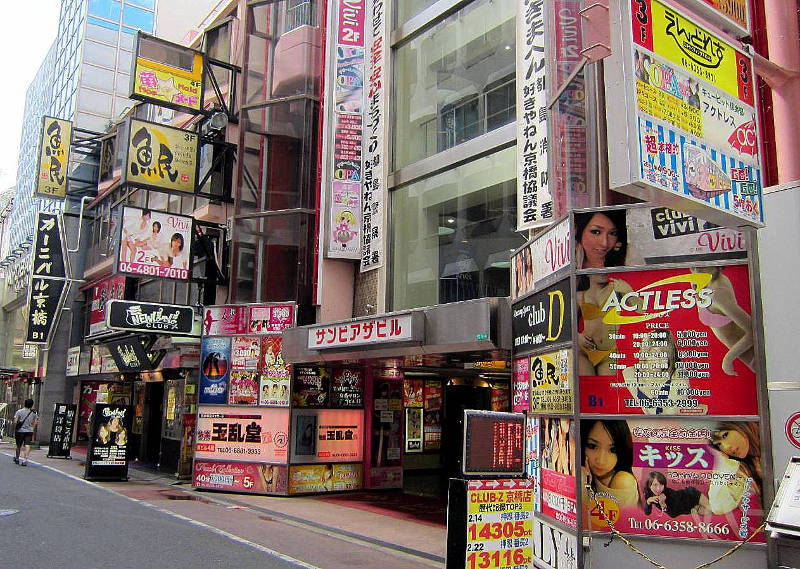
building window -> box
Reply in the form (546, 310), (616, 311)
(391, 146), (524, 310)
(88, 0), (121, 21)
(122, 4), (154, 32)
(286, 0), (315, 31)
(393, 0), (515, 169)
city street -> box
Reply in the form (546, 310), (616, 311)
(0, 442), (445, 569)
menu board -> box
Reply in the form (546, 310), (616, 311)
(84, 404), (133, 481)
(47, 403), (76, 459)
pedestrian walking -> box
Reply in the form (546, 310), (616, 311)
(13, 399), (39, 466)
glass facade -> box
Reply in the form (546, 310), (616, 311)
(390, 0), (521, 310)
(392, 0), (515, 169)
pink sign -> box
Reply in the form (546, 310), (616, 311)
(203, 305), (248, 336)
(512, 357), (530, 413)
(337, 0), (365, 46)
(193, 460), (287, 494)
(248, 303), (295, 333)
(231, 336), (261, 369)
(195, 406), (290, 463)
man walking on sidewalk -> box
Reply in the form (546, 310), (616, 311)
(13, 399), (38, 466)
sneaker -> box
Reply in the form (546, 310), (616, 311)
(20, 460), (27, 466)
(13, 457), (19, 464)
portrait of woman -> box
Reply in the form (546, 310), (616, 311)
(581, 419), (639, 510)
(575, 210), (633, 376)
(643, 471), (708, 517)
(692, 266), (754, 375)
(707, 422), (762, 515)
(541, 417), (575, 476)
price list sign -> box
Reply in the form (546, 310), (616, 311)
(465, 479), (534, 569)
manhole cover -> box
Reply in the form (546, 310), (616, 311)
(0, 509), (19, 516)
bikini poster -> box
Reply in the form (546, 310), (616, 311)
(581, 418), (764, 543)
(578, 264), (757, 416)
(539, 417), (578, 529)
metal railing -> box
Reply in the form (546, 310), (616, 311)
(285, 1), (315, 32)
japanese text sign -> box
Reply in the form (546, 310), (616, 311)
(117, 206), (194, 280)
(307, 312), (418, 349)
(35, 116), (72, 198)
(194, 406), (290, 463)
(123, 118), (198, 194)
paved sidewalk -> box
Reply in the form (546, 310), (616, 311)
(0, 439), (446, 567)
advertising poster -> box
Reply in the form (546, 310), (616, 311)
(329, 181), (361, 256)
(526, 416), (541, 511)
(512, 278), (572, 354)
(291, 409), (364, 463)
(577, 265), (757, 416)
(405, 408), (423, 453)
(203, 305), (248, 336)
(194, 406), (290, 463)
(581, 418), (764, 543)
(512, 217), (571, 300)
(231, 336), (261, 370)
(260, 336), (290, 406)
(288, 463), (364, 494)
(199, 337), (231, 405)
(193, 460), (288, 494)
(370, 377), (403, 489)
(332, 115), (362, 182)
(530, 349), (573, 414)
(34, 116), (72, 198)
(292, 365), (330, 407)
(117, 206), (193, 280)
(84, 404), (133, 481)
(512, 357), (530, 413)
(330, 367), (364, 408)
(403, 379), (423, 407)
(228, 371), (259, 405)
(423, 380), (443, 451)
(248, 303), (295, 333)
(124, 118), (198, 194)
(465, 479), (535, 569)
(490, 384), (510, 412)
(335, 45), (364, 114)
(89, 276), (127, 337)
(610, 0), (763, 226)
(540, 417), (577, 528)
(624, 207), (746, 266)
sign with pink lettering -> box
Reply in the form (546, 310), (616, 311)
(117, 206), (194, 281)
(337, 0), (365, 46)
(247, 303), (295, 333)
(193, 460), (288, 494)
(512, 217), (571, 299)
(307, 312), (419, 349)
(512, 357), (530, 414)
(202, 305), (248, 336)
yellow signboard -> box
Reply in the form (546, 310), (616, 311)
(34, 116), (72, 198)
(130, 33), (204, 113)
(645, 0), (751, 104)
(125, 118), (198, 194)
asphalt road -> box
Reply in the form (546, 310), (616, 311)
(0, 456), (311, 569)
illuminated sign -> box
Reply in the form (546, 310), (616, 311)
(290, 409), (364, 463)
(307, 312), (420, 349)
(106, 299), (194, 335)
(194, 406), (290, 463)
(34, 116), (72, 198)
(116, 206), (194, 281)
(123, 118), (198, 194)
(511, 278), (572, 354)
(130, 32), (204, 113)
(462, 410), (525, 477)
(25, 212), (69, 345)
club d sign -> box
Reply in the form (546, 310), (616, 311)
(106, 300), (195, 335)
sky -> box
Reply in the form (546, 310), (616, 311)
(0, 2), (62, 194)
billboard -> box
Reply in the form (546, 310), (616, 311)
(539, 417), (578, 528)
(288, 463), (363, 494)
(26, 212), (69, 345)
(193, 460), (288, 494)
(117, 206), (194, 280)
(290, 409), (364, 463)
(123, 118), (199, 195)
(106, 299), (194, 335)
(530, 348), (574, 414)
(581, 418), (764, 543)
(512, 217), (571, 300)
(89, 275), (127, 337)
(260, 336), (290, 406)
(577, 265), (757, 416)
(84, 404), (133, 481)
(130, 32), (204, 113)
(194, 406), (290, 463)
(34, 116), (72, 198)
(203, 305), (248, 336)
(511, 278), (572, 354)
(230, 336), (261, 370)
(605, 0), (763, 228)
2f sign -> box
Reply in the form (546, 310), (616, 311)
(338, 0), (365, 46)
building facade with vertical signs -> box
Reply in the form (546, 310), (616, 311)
(5, 1), (800, 567)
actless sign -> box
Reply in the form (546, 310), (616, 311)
(106, 299), (195, 335)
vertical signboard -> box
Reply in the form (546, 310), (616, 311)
(605, 0), (763, 228)
(47, 403), (77, 458)
(199, 336), (231, 404)
(84, 404), (133, 481)
(88, 275), (127, 337)
(130, 32), (205, 113)
(360, 0), (387, 272)
(26, 212), (69, 345)
(539, 417), (578, 528)
(516, 0), (552, 231)
(34, 116), (72, 198)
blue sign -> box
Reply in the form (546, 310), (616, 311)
(199, 336), (231, 404)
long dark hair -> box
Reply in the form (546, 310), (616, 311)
(576, 209), (627, 291)
(643, 471), (668, 502)
(581, 419), (635, 483)
(709, 422), (762, 495)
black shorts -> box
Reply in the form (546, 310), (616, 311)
(15, 432), (33, 447)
